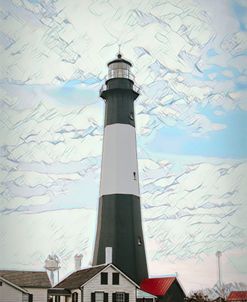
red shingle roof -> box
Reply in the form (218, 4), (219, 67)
(140, 277), (176, 296)
(227, 291), (247, 301)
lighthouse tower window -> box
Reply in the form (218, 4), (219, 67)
(138, 237), (142, 246)
(129, 112), (134, 120)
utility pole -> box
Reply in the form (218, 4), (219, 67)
(216, 251), (223, 301)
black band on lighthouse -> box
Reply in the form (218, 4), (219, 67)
(101, 78), (139, 127)
(93, 194), (148, 284)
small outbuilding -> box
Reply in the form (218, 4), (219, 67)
(227, 291), (247, 302)
(0, 276), (31, 302)
(140, 277), (186, 302)
(0, 270), (51, 302)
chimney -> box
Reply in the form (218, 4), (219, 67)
(74, 254), (83, 271)
(105, 247), (112, 264)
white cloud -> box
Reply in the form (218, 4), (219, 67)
(1, 195), (50, 210)
(0, 208), (96, 275)
(229, 90), (247, 111)
(139, 158), (247, 261)
(221, 31), (247, 56)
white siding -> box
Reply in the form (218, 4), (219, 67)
(25, 288), (48, 302)
(83, 266), (136, 302)
(0, 281), (23, 302)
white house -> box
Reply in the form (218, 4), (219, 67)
(50, 263), (147, 302)
(0, 276), (31, 302)
(0, 270), (51, 302)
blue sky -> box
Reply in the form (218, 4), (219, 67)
(232, 0), (247, 31)
(148, 107), (247, 158)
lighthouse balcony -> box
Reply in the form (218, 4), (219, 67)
(100, 82), (140, 96)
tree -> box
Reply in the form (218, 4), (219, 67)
(185, 291), (211, 302)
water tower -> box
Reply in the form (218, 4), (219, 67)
(44, 254), (60, 286)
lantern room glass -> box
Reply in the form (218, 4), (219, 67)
(108, 62), (133, 80)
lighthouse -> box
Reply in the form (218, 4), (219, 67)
(93, 53), (148, 284)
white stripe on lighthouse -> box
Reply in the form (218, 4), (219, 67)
(100, 123), (140, 197)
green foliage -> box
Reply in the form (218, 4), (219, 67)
(185, 291), (225, 302)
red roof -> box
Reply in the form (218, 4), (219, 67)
(140, 277), (176, 296)
(227, 291), (247, 301)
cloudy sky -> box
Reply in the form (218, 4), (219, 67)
(0, 0), (247, 292)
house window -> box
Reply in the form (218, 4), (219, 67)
(92, 292), (108, 302)
(91, 292), (106, 302)
(96, 292), (104, 302)
(0, 281), (2, 286)
(116, 293), (124, 302)
(112, 272), (119, 285)
(72, 292), (78, 302)
(55, 297), (60, 302)
(101, 272), (108, 284)
(113, 292), (129, 302)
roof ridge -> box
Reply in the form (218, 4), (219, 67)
(0, 270), (51, 288)
(142, 277), (176, 280)
(75, 263), (108, 272)
(0, 270), (47, 273)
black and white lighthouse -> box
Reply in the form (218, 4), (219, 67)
(93, 53), (148, 284)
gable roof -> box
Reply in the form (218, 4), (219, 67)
(0, 270), (51, 288)
(54, 264), (108, 289)
(54, 263), (139, 290)
(107, 264), (139, 289)
(227, 291), (247, 301)
(0, 277), (30, 294)
(140, 277), (176, 296)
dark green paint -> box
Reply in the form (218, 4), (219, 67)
(100, 78), (139, 127)
(107, 58), (132, 67)
(93, 194), (148, 284)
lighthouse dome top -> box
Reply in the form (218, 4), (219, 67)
(107, 53), (132, 67)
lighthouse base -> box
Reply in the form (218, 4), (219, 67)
(93, 194), (148, 284)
